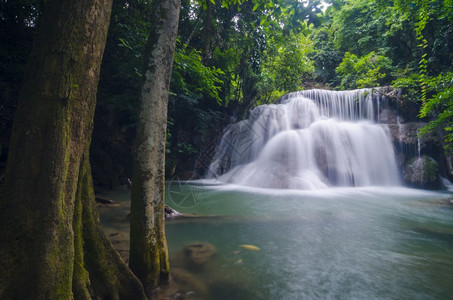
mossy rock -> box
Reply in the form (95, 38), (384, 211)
(403, 156), (440, 189)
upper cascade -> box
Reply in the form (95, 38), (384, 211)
(281, 89), (378, 121)
(207, 89), (401, 190)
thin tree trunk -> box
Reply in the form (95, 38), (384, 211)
(129, 0), (181, 296)
(0, 1), (145, 298)
(202, 0), (212, 62)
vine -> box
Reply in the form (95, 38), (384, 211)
(415, 0), (430, 104)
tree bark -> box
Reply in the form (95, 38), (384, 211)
(0, 0), (145, 298)
(129, 0), (181, 296)
(73, 150), (146, 300)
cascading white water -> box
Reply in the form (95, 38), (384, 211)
(208, 89), (401, 189)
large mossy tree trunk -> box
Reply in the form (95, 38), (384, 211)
(73, 150), (146, 299)
(129, 0), (181, 296)
(0, 1), (145, 298)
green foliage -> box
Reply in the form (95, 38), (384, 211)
(384, 0), (453, 153)
(336, 52), (393, 89)
(418, 72), (453, 152)
(392, 71), (421, 102)
(3, 0), (453, 179)
(309, 25), (343, 86)
(257, 33), (315, 102)
(172, 45), (224, 104)
(97, 0), (153, 128)
(165, 42), (227, 174)
(330, 0), (391, 57)
(252, 0), (326, 32)
(210, 47), (242, 105)
(272, 34), (315, 91)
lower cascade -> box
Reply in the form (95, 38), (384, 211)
(208, 89), (401, 189)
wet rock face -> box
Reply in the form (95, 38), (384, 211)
(165, 205), (181, 219)
(378, 107), (399, 124)
(403, 156), (441, 189)
(183, 242), (217, 270)
(387, 121), (452, 187)
(387, 122), (437, 146)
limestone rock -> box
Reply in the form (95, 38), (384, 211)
(403, 156), (440, 189)
(165, 205), (182, 219)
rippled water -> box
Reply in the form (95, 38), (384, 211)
(98, 184), (453, 299)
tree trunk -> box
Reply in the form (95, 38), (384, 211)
(202, 0), (213, 62)
(129, 0), (181, 296)
(73, 150), (146, 300)
(0, 0), (145, 298)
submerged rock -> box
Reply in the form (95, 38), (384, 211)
(207, 267), (256, 300)
(183, 242), (217, 270)
(155, 268), (208, 300)
(403, 156), (440, 189)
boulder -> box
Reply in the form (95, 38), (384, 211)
(165, 205), (182, 219)
(403, 156), (440, 189)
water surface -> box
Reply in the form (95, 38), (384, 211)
(165, 182), (453, 299)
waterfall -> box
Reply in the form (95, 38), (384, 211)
(208, 89), (401, 190)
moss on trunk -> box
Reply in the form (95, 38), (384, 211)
(129, 0), (181, 296)
(74, 150), (146, 299)
(0, 0), (146, 298)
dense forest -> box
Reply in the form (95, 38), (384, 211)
(0, 0), (452, 299)
(1, 0), (452, 188)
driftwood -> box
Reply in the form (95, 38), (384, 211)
(95, 195), (116, 204)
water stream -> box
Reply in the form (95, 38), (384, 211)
(166, 184), (453, 300)
(208, 89), (400, 189)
